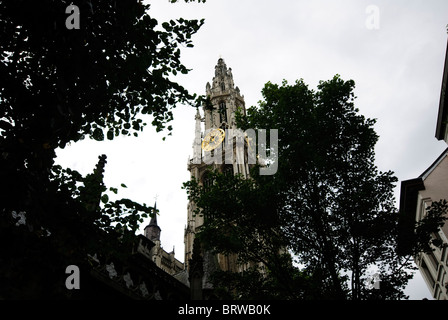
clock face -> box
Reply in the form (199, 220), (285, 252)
(201, 128), (226, 151)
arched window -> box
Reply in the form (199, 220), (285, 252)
(221, 82), (225, 91)
(201, 171), (214, 221)
(219, 102), (227, 123)
(202, 171), (213, 191)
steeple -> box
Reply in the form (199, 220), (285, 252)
(203, 58), (245, 131)
(144, 202), (161, 242)
(192, 107), (203, 164)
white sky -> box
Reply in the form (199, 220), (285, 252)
(55, 0), (448, 300)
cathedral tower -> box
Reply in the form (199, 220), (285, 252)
(184, 58), (251, 273)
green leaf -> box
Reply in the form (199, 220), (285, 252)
(92, 128), (104, 141)
(101, 194), (109, 204)
(107, 130), (114, 140)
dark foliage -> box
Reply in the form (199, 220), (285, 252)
(0, 0), (204, 298)
(184, 77), (448, 300)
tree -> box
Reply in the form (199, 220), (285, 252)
(0, 0), (205, 298)
(184, 169), (317, 299)
(184, 76), (447, 300)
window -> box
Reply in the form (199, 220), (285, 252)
(418, 198), (431, 221)
(202, 172), (213, 191)
(445, 246), (448, 265)
(223, 165), (234, 176)
(219, 102), (227, 123)
(421, 259), (436, 288)
(201, 171), (216, 221)
(441, 246), (447, 265)
(221, 82), (225, 91)
(428, 250), (439, 272)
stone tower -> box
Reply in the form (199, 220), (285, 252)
(184, 58), (251, 274)
(144, 203), (184, 275)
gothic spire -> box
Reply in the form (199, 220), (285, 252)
(144, 201), (161, 241)
(192, 108), (202, 164)
(203, 58), (244, 131)
(149, 201), (159, 227)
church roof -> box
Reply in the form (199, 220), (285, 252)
(145, 202), (160, 230)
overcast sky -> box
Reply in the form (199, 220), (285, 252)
(55, 0), (448, 299)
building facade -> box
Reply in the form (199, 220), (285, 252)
(399, 35), (448, 300)
(400, 148), (448, 300)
